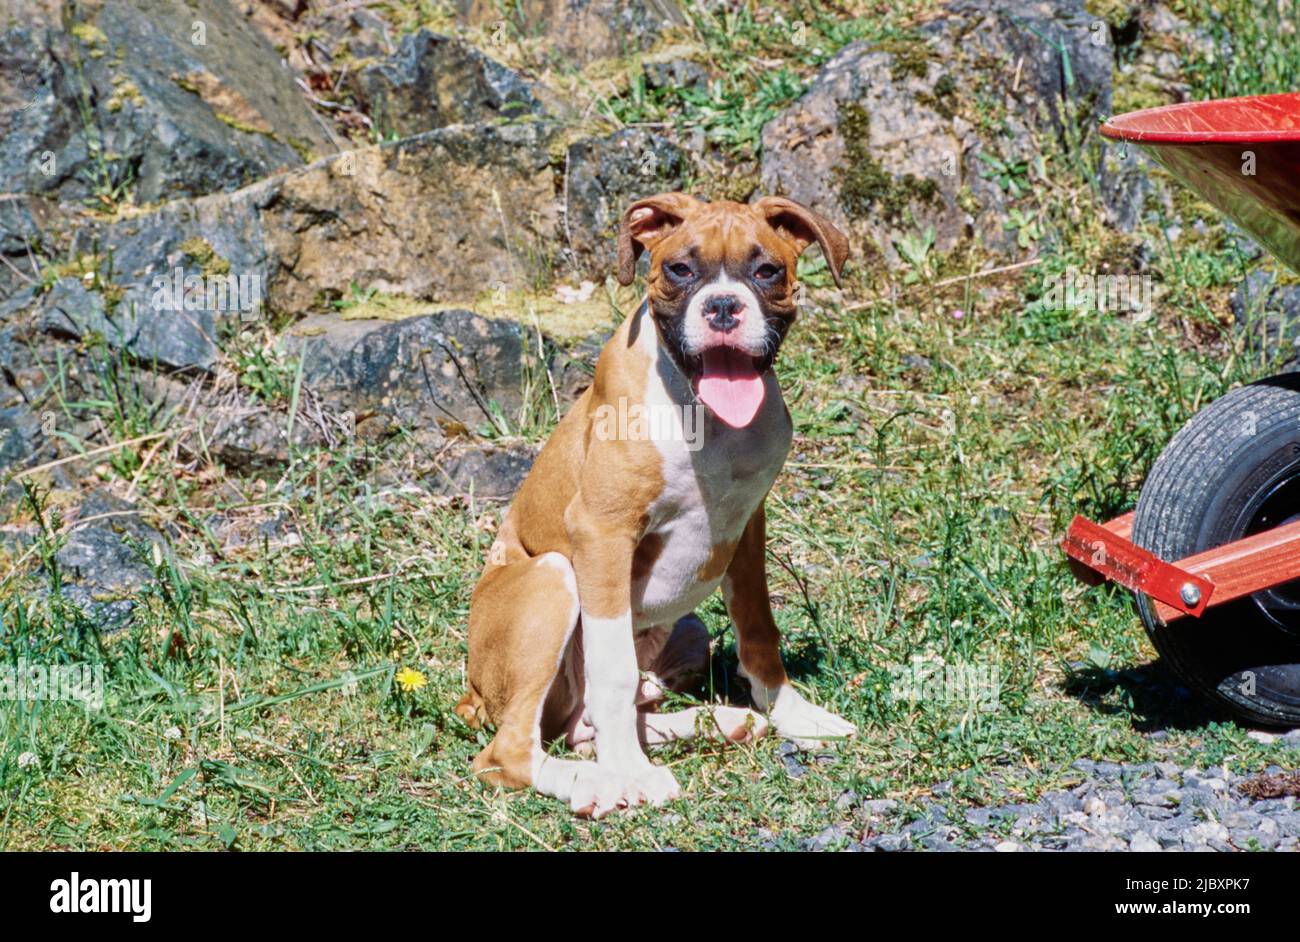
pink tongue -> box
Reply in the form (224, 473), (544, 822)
(696, 347), (765, 428)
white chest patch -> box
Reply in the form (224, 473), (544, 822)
(629, 307), (791, 628)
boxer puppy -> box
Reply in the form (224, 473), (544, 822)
(456, 193), (854, 817)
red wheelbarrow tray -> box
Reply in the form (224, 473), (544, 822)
(1063, 92), (1300, 623)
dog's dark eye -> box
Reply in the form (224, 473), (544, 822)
(667, 262), (694, 279)
(754, 263), (782, 281)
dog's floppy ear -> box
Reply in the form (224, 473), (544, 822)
(754, 196), (850, 288)
(617, 192), (702, 286)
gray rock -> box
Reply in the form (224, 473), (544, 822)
(1094, 761), (1123, 780)
(1140, 805), (1177, 821)
(302, 309), (525, 439)
(806, 824), (851, 850)
(1129, 831), (1162, 852)
(0, 195), (87, 304)
(564, 128), (690, 282)
(0, 403), (52, 474)
(1096, 145), (1155, 232)
(1132, 782), (1179, 808)
(47, 490), (166, 630)
(39, 274), (221, 373)
(782, 753), (807, 779)
(1179, 786), (1227, 815)
(0, 0), (335, 206)
(349, 30), (543, 138)
(760, 0), (1117, 269)
(425, 442), (537, 501)
(868, 833), (909, 852)
(862, 798), (899, 816)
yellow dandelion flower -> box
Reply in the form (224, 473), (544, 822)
(395, 667), (427, 693)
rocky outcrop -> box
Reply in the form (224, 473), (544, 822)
(349, 29), (544, 137)
(261, 122), (559, 312)
(299, 309), (526, 441)
(0, 0), (337, 206)
(24, 121), (558, 372)
(760, 0), (1118, 268)
(564, 128), (689, 281)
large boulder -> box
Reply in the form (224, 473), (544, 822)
(0, 0), (337, 206)
(563, 128), (689, 282)
(39, 274), (227, 373)
(298, 309), (527, 441)
(456, 0), (687, 67)
(760, 0), (1117, 269)
(48, 490), (167, 630)
(260, 122), (559, 313)
(349, 29), (544, 138)
(33, 121), (558, 372)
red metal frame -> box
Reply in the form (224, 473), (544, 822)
(1063, 94), (1300, 622)
(1063, 515), (1300, 624)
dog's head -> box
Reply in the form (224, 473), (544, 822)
(617, 193), (849, 428)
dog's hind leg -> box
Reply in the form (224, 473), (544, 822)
(464, 551), (648, 818)
(639, 705), (768, 746)
(631, 614), (767, 746)
(635, 612), (712, 705)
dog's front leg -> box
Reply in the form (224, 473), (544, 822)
(565, 499), (680, 807)
(724, 502), (856, 749)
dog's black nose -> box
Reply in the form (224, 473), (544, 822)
(703, 294), (743, 332)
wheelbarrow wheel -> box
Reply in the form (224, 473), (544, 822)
(1133, 372), (1300, 728)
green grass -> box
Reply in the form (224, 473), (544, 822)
(4, 0), (1300, 850)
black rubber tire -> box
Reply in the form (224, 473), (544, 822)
(1133, 373), (1300, 728)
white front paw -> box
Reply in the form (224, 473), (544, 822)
(569, 765), (633, 819)
(769, 686), (855, 750)
(621, 761), (680, 806)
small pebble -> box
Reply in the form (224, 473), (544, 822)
(1129, 832), (1162, 852)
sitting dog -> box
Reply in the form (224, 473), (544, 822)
(456, 192), (855, 817)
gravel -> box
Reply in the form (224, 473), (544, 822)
(806, 761), (1300, 852)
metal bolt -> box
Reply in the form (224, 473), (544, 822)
(1180, 582), (1202, 607)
